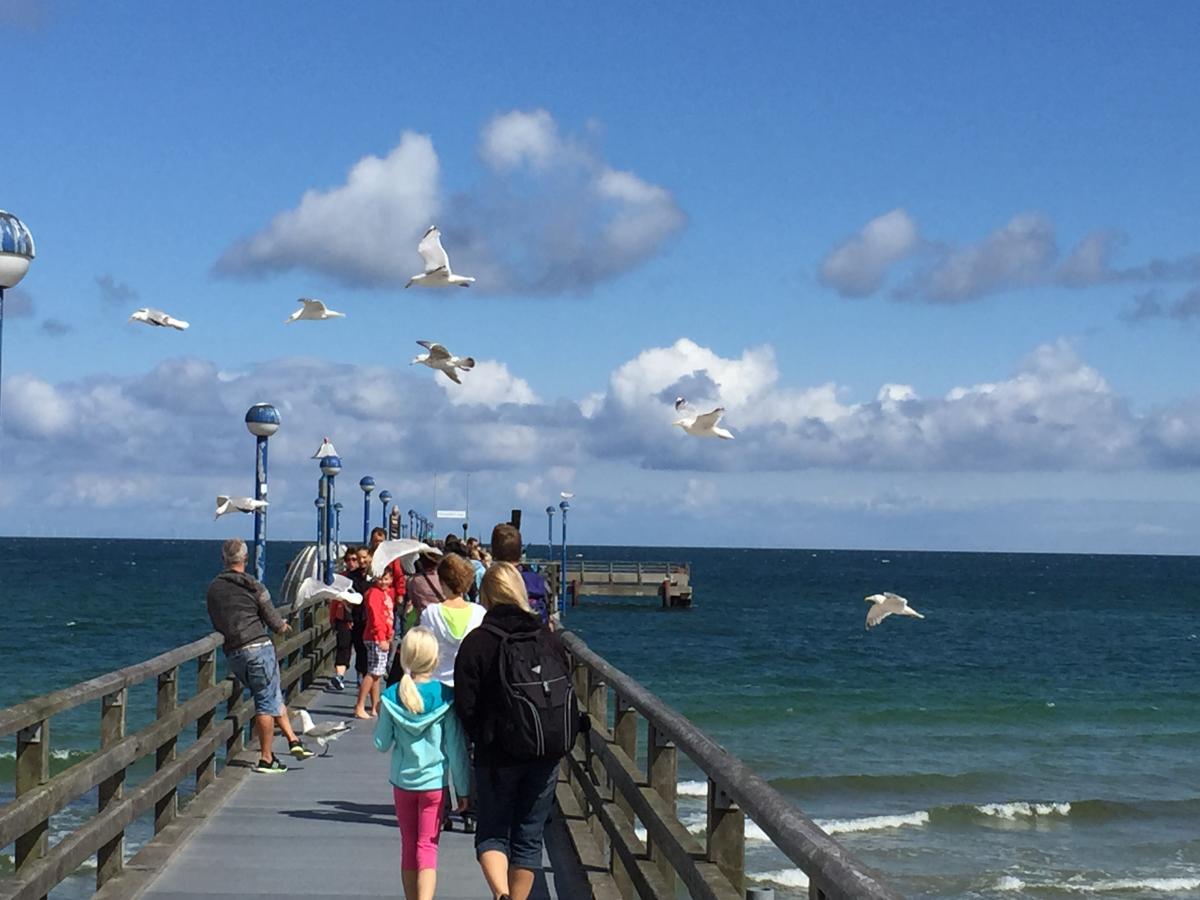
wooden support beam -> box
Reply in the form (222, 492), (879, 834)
(96, 690), (126, 889)
(14, 718), (49, 889)
(707, 778), (745, 896)
(154, 668), (179, 833)
(194, 651), (217, 795)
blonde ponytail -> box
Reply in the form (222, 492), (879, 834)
(397, 627), (439, 714)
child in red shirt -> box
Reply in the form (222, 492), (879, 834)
(354, 567), (394, 719)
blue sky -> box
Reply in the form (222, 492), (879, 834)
(3, 1), (1200, 552)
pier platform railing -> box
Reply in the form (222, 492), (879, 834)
(0, 591), (334, 900)
(560, 632), (904, 900)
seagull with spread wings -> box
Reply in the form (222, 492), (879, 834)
(285, 298), (345, 324)
(864, 592), (925, 630)
(405, 226), (475, 288)
(411, 340), (476, 384)
(215, 496), (268, 519)
(130, 308), (189, 331)
(673, 397), (734, 440)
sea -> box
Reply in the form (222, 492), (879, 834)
(1, 538), (1198, 899)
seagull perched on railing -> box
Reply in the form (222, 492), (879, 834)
(214, 496), (268, 519)
(412, 340), (475, 384)
(285, 298), (345, 324)
(405, 226), (475, 289)
(673, 397), (734, 440)
(130, 307), (189, 331)
(864, 592), (925, 629)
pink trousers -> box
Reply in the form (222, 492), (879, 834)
(393, 786), (446, 871)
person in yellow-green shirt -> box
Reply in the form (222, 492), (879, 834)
(420, 554), (486, 690)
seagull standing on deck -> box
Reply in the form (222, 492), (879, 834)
(864, 592), (925, 629)
(411, 340), (476, 384)
(285, 298), (345, 324)
(405, 226), (475, 289)
(130, 308), (189, 331)
(673, 397), (734, 440)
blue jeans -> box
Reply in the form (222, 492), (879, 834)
(474, 760), (559, 869)
(227, 641), (284, 717)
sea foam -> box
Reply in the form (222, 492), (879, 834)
(975, 801), (1071, 819)
(816, 811), (930, 834)
(754, 868), (810, 888)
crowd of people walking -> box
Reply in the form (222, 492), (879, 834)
(205, 523), (576, 900)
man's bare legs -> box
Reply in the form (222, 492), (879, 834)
(252, 706), (300, 762)
(479, 850), (509, 898)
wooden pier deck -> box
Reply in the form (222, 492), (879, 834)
(536, 560), (694, 607)
(131, 687), (586, 900)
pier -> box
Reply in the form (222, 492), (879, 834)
(538, 560), (694, 608)
(0, 557), (900, 900)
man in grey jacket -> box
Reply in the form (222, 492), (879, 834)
(205, 538), (313, 773)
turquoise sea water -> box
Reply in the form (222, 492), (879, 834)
(1, 538), (1198, 898)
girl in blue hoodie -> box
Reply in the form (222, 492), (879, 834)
(374, 627), (470, 900)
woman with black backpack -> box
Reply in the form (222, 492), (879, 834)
(453, 562), (581, 900)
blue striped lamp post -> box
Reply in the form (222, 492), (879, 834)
(319, 454), (341, 584)
(558, 499), (570, 618)
(244, 403), (280, 583)
(546, 506), (555, 560)
(314, 496), (326, 564)
(378, 490), (392, 530)
(359, 476), (375, 543)
(0, 211), (36, 421)
(333, 502), (343, 553)
(407, 509), (415, 540)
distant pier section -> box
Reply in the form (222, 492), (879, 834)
(537, 558), (694, 608)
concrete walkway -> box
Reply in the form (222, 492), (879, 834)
(138, 683), (583, 899)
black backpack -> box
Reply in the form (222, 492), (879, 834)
(483, 624), (580, 760)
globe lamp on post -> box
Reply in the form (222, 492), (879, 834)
(0, 211), (36, 422)
(359, 476), (375, 544)
(378, 490), (392, 531)
(545, 506), (556, 560)
(244, 403), (280, 583)
(558, 499), (570, 619)
(319, 454), (342, 584)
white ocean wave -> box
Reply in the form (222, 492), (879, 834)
(976, 801), (1071, 819)
(994, 875), (1025, 891)
(754, 868), (810, 889)
(677, 779), (708, 797)
(1067, 877), (1200, 893)
(816, 811), (930, 834)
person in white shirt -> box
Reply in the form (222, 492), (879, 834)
(419, 554), (486, 689)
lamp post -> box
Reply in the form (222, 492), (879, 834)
(333, 502), (343, 553)
(320, 454), (342, 584)
(378, 490), (392, 530)
(558, 499), (570, 618)
(546, 506), (555, 560)
(0, 211), (36, 422)
(359, 476), (375, 544)
(244, 403), (280, 583)
(314, 496), (326, 569)
(408, 510), (415, 541)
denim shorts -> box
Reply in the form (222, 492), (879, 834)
(474, 760), (559, 869)
(227, 640), (284, 716)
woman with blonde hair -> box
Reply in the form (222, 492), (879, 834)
(454, 562), (581, 900)
(375, 627), (469, 900)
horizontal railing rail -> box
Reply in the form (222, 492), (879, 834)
(0, 582), (335, 900)
(560, 632), (904, 900)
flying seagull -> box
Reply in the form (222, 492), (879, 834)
(311, 437), (339, 459)
(673, 397), (734, 440)
(289, 709), (354, 756)
(130, 308), (189, 331)
(297, 574), (362, 607)
(412, 340), (475, 384)
(560, 491), (574, 500)
(370, 539), (442, 578)
(405, 226), (475, 289)
(285, 297), (345, 324)
(215, 496), (268, 519)
(864, 592), (925, 630)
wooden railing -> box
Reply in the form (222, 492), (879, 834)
(0, 588), (335, 900)
(559, 633), (904, 900)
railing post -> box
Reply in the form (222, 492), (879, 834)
(226, 670), (245, 761)
(300, 602), (316, 690)
(586, 668), (609, 848)
(97, 689), (127, 888)
(155, 668), (179, 832)
(15, 718), (50, 889)
(195, 650), (217, 794)
(707, 779), (745, 896)
(646, 723), (678, 893)
(611, 693), (639, 899)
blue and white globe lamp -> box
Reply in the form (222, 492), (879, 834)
(0, 211), (36, 419)
(244, 403), (280, 582)
(319, 454), (342, 582)
(359, 475), (375, 543)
